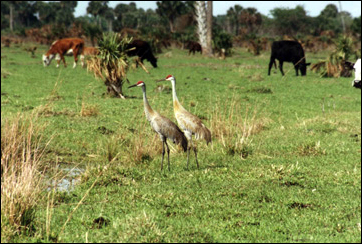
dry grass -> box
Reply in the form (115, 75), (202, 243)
(311, 61), (343, 78)
(80, 101), (99, 117)
(209, 96), (269, 158)
(118, 211), (165, 242)
(1, 111), (50, 235)
(123, 120), (162, 164)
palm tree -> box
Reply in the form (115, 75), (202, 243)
(156, 1), (186, 33)
(239, 8), (262, 34)
(226, 5), (243, 35)
(194, 1), (213, 57)
(311, 35), (357, 77)
(206, 1), (213, 56)
(87, 32), (132, 99)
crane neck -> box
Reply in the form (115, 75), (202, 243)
(171, 79), (180, 103)
(141, 85), (154, 121)
(170, 78), (185, 112)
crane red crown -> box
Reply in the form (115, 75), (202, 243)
(137, 81), (144, 85)
(166, 75), (173, 79)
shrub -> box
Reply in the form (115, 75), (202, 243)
(87, 32), (132, 99)
(212, 30), (233, 56)
(311, 35), (359, 77)
(1, 112), (49, 237)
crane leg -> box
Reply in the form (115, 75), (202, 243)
(187, 137), (199, 169)
(187, 147), (190, 169)
(161, 141), (165, 170)
(165, 140), (170, 171)
(193, 146), (199, 169)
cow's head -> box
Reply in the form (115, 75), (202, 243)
(149, 56), (158, 68)
(352, 59), (361, 89)
(299, 62), (311, 76)
(42, 54), (55, 67)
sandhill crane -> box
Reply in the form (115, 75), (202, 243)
(157, 75), (211, 169)
(128, 81), (188, 171)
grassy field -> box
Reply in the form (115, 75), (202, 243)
(1, 43), (361, 243)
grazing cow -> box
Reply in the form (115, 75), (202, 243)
(80, 46), (100, 68)
(43, 38), (84, 68)
(126, 40), (158, 68)
(268, 40), (311, 76)
(351, 59), (361, 89)
(187, 41), (202, 55)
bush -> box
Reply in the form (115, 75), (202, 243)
(1, 112), (48, 237)
(213, 30), (233, 56)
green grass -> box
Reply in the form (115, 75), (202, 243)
(1, 43), (361, 243)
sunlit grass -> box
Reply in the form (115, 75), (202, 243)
(1, 44), (360, 243)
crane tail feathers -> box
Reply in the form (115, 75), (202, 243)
(195, 126), (211, 145)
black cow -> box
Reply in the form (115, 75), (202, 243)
(268, 40), (311, 76)
(126, 40), (158, 68)
(187, 41), (202, 55)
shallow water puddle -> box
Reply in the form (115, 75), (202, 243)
(47, 166), (84, 192)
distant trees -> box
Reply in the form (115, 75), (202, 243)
(0, 1), (360, 53)
(35, 1), (58, 25)
(112, 3), (161, 32)
(86, 1), (108, 28)
(56, 1), (77, 28)
(156, 1), (192, 33)
(2, 1), (40, 31)
(113, 2), (139, 30)
(226, 5), (243, 35)
(350, 16), (361, 35)
(316, 4), (343, 34)
(225, 5), (262, 37)
(239, 8), (262, 35)
(270, 5), (311, 36)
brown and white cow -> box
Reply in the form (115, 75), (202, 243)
(42, 38), (84, 68)
(80, 46), (100, 68)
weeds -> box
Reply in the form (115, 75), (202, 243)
(1, 111), (49, 236)
(80, 101), (99, 117)
(97, 120), (164, 166)
(298, 140), (326, 156)
(210, 95), (268, 158)
(119, 211), (165, 242)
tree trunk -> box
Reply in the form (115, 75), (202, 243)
(9, 4), (14, 32)
(206, 1), (213, 57)
(105, 79), (126, 99)
(195, 1), (207, 56)
(169, 20), (175, 33)
(195, 1), (213, 57)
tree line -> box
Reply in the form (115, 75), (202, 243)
(1, 1), (361, 45)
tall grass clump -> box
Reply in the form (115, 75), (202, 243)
(1, 112), (49, 237)
(210, 96), (268, 158)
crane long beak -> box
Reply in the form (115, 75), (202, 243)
(128, 84), (138, 88)
(156, 79), (166, 82)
